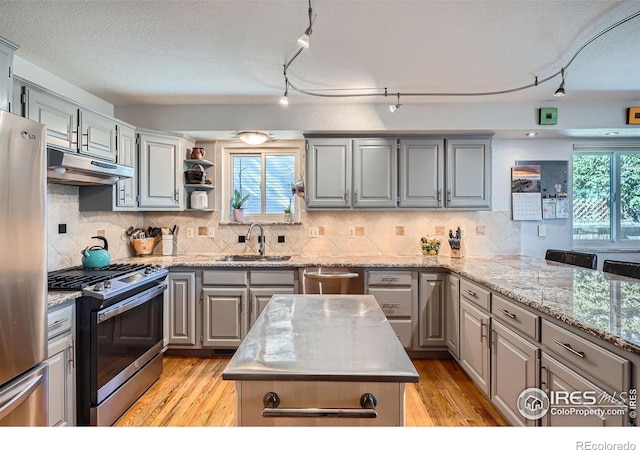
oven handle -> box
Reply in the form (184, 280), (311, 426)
(98, 283), (167, 323)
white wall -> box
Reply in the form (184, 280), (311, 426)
(14, 56), (114, 115)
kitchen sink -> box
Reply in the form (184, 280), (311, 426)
(217, 255), (292, 262)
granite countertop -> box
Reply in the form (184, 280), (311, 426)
(222, 294), (420, 382)
(48, 253), (640, 355)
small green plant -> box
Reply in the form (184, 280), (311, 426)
(284, 198), (292, 213)
(231, 189), (250, 210)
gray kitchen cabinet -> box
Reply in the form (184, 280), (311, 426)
(46, 303), (75, 427)
(490, 320), (538, 427)
(445, 274), (460, 359)
(418, 273), (447, 348)
(138, 130), (183, 209)
(366, 270), (416, 348)
(200, 269), (296, 349)
(78, 108), (116, 162)
(0, 37), (17, 112)
(352, 138), (397, 208)
(305, 138), (352, 208)
(460, 298), (491, 397)
(202, 286), (247, 348)
(399, 139), (445, 208)
(27, 87), (78, 152)
(540, 352), (626, 427)
(305, 137), (397, 209)
(115, 124), (137, 209)
(445, 138), (491, 209)
(166, 272), (198, 347)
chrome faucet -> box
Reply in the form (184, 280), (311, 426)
(246, 222), (265, 257)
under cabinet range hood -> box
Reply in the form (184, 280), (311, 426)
(47, 147), (134, 186)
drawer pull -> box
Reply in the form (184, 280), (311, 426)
(499, 309), (516, 319)
(554, 340), (585, 358)
(464, 289), (478, 297)
(380, 277), (399, 283)
(262, 392), (377, 419)
(48, 318), (69, 330)
(381, 303), (400, 309)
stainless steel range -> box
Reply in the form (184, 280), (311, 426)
(48, 263), (168, 426)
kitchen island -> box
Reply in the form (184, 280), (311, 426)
(222, 294), (419, 426)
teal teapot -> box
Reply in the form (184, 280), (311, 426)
(81, 236), (111, 268)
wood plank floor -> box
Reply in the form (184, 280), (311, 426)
(114, 356), (507, 427)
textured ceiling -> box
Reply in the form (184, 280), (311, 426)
(0, 0), (639, 107)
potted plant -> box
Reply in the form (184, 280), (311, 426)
(231, 189), (250, 222)
(283, 198), (293, 222)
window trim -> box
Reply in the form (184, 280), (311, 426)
(218, 140), (304, 223)
(572, 144), (640, 251)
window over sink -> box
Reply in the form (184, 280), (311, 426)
(219, 141), (303, 222)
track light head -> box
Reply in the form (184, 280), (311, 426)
(297, 29), (310, 48)
(389, 93), (402, 112)
(279, 94), (289, 106)
(554, 69), (566, 97)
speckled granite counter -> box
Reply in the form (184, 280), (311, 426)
(48, 253), (640, 355)
(222, 294), (419, 382)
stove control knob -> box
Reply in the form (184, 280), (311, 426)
(104, 280), (112, 289)
(145, 267), (153, 274)
(93, 282), (104, 291)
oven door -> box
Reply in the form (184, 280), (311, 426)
(94, 282), (166, 404)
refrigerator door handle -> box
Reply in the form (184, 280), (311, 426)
(0, 373), (45, 422)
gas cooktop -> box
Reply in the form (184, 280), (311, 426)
(47, 263), (151, 291)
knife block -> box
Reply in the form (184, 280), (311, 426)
(449, 237), (465, 259)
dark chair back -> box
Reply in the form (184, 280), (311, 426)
(602, 260), (640, 279)
(545, 249), (597, 270)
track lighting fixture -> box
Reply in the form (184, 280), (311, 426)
(554, 68), (566, 97)
(389, 93), (402, 112)
(279, 6), (640, 103)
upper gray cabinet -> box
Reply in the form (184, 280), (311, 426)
(305, 137), (397, 209)
(27, 88), (78, 152)
(79, 109), (116, 161)
(115, 124), (137, 209)
(307, 135), (491, 210)
(0, 37), (17, 113)
(399, 138), (445, 208)
(446, 138), (491, 209)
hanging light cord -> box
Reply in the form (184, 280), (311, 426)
(282, 7), (640, 100)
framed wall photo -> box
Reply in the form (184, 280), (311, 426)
(628, 107), (640, 124)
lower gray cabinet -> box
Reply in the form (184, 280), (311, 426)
(445, 274), (460, 360)
(202, 286), (247, 348)
(418, 273), (446, 348)
(46, 303), (75, 427)
(249, 287), (294, 328)
(459, 298), (491, 396)
(540, 352), (626, 427)
(166, 272), (197, 347)
(490, 320), (538, 426)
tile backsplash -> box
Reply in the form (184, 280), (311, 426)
(48, 185), (521, 271)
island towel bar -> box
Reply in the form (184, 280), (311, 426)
(262, 392), (378, 419)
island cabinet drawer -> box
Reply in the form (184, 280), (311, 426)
(47, 303), (74, 340)
(460, 278), (490, 311)
(491, 294), (539, 341)
(367, 287), (412, 318)
(249, 270), (295, 286)
(202, 270), (247, 286)
(368, 271), (412, 286)
(541, 320), (629, 392)
(388, 319), (413, 348)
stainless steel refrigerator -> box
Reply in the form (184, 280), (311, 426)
(0, 110), (48, 426)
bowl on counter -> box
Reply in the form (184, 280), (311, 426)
(131, 238), (156, 256)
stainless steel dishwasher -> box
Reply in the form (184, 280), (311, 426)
(298, 267), (365, 294)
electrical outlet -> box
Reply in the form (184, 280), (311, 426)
(186, 227), (194, 238)
(349, 227), (355, 238)
(460, 227), (466, 238)
(538, 225), (546, 237)
(308, 227), (319, 238)
(208, 227), (215, 238)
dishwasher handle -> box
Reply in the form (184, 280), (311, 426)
(262, 392), (378, 419)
